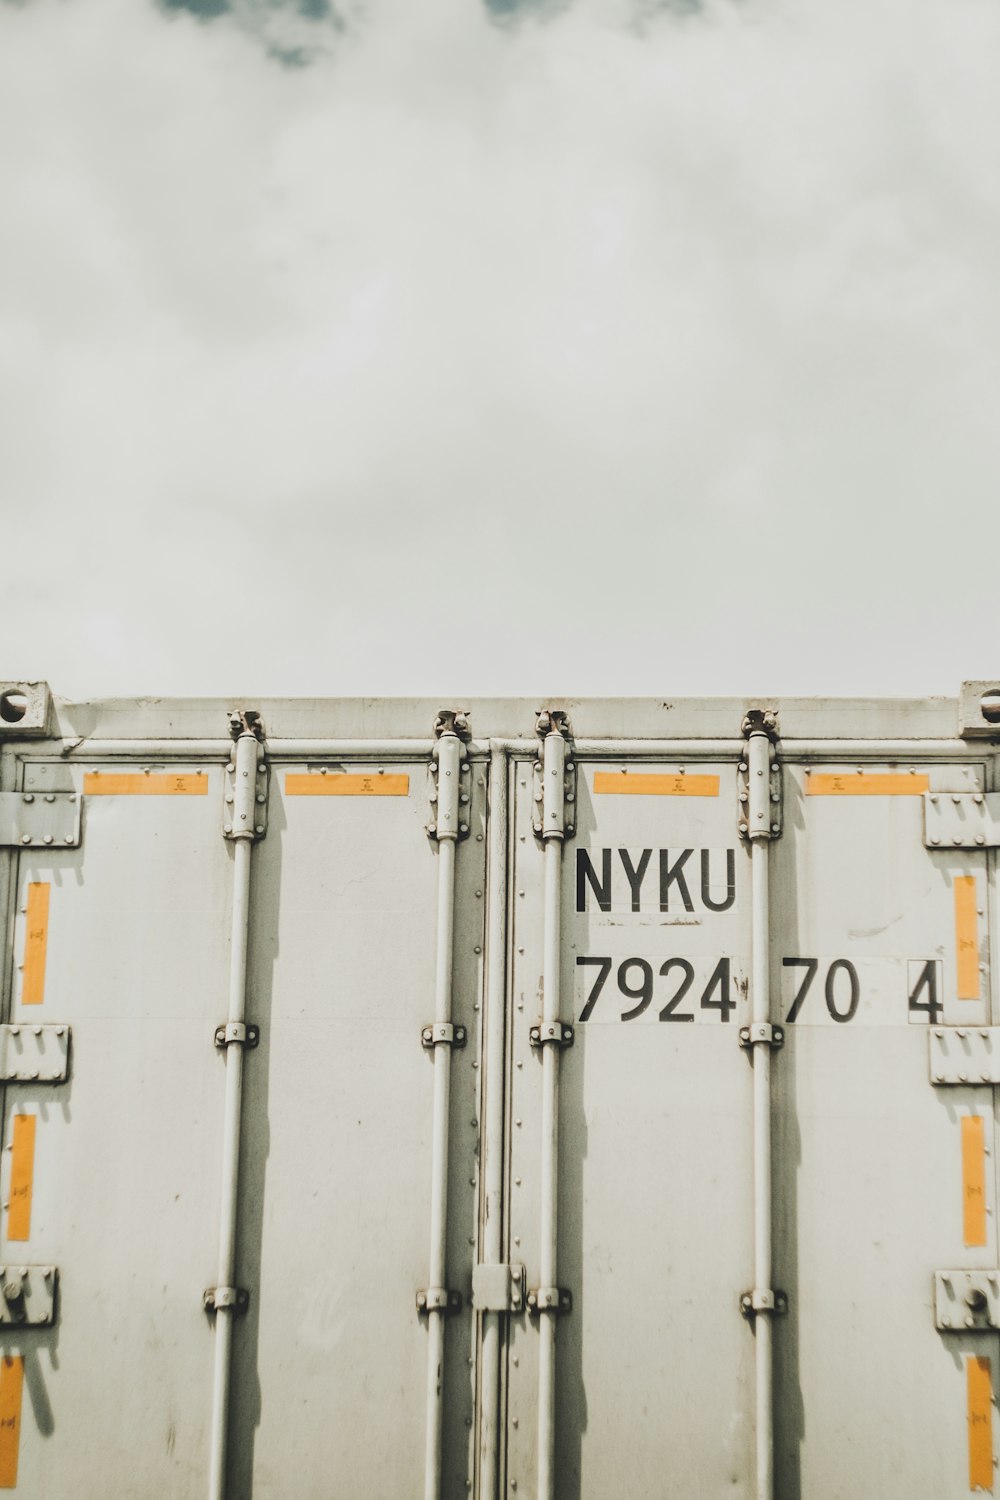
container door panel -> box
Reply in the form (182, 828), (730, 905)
(505, 759), (755, 1498)
(3, 761), (229, 1497)
(772, 761), (997, 1499)
(235, 762), (486, 1499)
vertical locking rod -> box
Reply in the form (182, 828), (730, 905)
(537, 715), (567, 1500)
(424, 728), (463, 1500)
(746, 719), (777, 1500)
(479, 743), (510, 1500)
(209, 725), (262, 1500)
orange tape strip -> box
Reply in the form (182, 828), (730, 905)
(0, 1356), (24, 1489)
(956, 876), (980, 1000)
(968, 1355), (993, 1491)
(285, 774), (409, 797)
(592, 773), (719, 797)
(7, 1117), (36, 1244)
(962, 1116), (988, 1248)
(806, 773), (929, 796)
(21, 884), (49, 1007)
(83, 773), (208, 796)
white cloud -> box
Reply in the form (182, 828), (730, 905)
(1, 0), (998, 699)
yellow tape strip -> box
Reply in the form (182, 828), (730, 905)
(0, 1356), (24, 1489)
(956, 876), (980, 1000)
(285, 774), (410, 797)
(962, 1116), (988, 1248)
(83, 773), (208, 796)
(806, 773), (929, 796)
(968, 1355), (993, 1491)
(7, 1117), (35, 1244)
(21, 884), (49, 1007)
(592, 772), (720, 797)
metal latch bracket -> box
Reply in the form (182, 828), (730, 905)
(527, 1285), (572, 1315)
(214, 1022), (260, 1050)
(929, 1028), (1000, 1085)
(472, 1262), (525, 1314)
(935, 1271), (1000, 1330)
(739, 1023), (784, 1052)
(0, 1265), (57, 1326)
(416, 1286), (463, 1315)
(0, 1024), (70, 1083)
(529, 1021), (574, 1049)
(203, 1285), (250, 1314)
(924, 792), (1000, 849)
(0, 792), (81, 849)
(740, 1288), (788, 1320)
(421, 1023), (467, 1050)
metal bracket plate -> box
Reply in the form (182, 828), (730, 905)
(421, 1023), (467, 1050)
(426, 757), (473, 841)
(0, 792), (81, 850)
(0, 1025), (70, 1083)
(214, 1022), (260, 1050)
(472, 1262), (525, 1314)
(223, 753), (268, 840)
(935, 1270), (1000, 1330)
(929, 1028), (1000, 1085)
(203, 1285), (250, 1314)
(737, 746), (782, 840)
(529, 1021), (574, 1049)
(739, 1023), (785, 1051)
(527, 1285), (572, 1315)
(416, 1287), (463, 1315)
(924, 792), (1000, 849)
(0, 1265), (57, 1326)
(740, 1288), (788, 1320)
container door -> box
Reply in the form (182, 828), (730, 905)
(504, 756), (755, 1497)
(233, 759), (487, 1497)
(1, 759), (229, 1495)
(772, 759), (998, 1499)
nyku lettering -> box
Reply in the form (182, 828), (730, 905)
(576, 847), (736, 914)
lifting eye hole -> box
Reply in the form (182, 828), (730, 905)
(980, 691), (1000, 726)
(0, 692), (27, 724)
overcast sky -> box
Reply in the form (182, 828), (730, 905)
(1, 0), (998, 703)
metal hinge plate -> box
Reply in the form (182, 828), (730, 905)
(929, 1028), (1000, 1085)
(223, 754), (268, 840)
(737, 748), (782, 841)
(0, 1265), (57, 1325)
(935, 1271), (1000, 1330)
(472, 1262), (525, 1314)
(0, 792), (81, 850)
(531, 752), (576, 839)
(924, 792), (1000, 849)
(426, 757), (473, 841)
(0, 1025), (70, 1083)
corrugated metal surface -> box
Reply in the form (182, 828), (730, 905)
(0, 686), (997, 1498)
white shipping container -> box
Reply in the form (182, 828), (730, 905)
(0, 681), (999, 1497)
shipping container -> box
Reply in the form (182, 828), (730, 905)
(1, 680), (1000, 1498)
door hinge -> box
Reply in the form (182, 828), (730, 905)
(532, 711), (576, 841)
(0, 791), (81, 849)
(427, 717), (472, 842)
(0, 1265), (57, 1326)
(935, 1271), (1000, 1330)
(740, 1288), (788, 1320)
(738, 710), (781, 841)
(924, 792), (1000, 849)
(929, 1028), (1000, 1085)
(472, 1262), (525, 1314)
(0, 1024), (70, 1083)
(223, 714), (267, 841)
